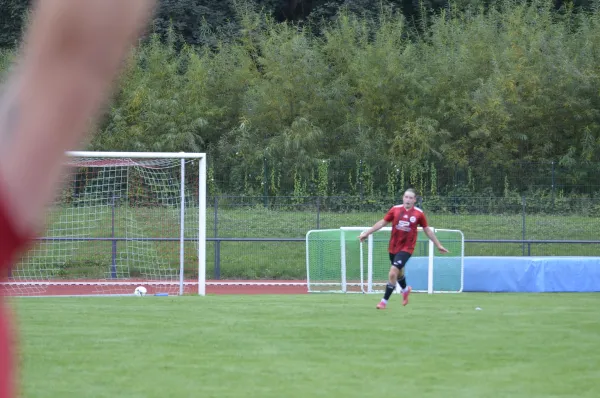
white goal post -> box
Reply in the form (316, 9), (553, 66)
(306, 226), (464, 294)
(0, 151), (206, 297)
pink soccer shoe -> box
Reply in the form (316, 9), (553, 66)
(402, 286), (412, 306)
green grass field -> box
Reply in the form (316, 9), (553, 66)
(13, 293), (600, 398)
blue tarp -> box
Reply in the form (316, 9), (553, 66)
(462, 256), (600, 292)
(402, 256), (600, 292)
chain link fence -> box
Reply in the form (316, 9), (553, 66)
(203, 194), (600, 281)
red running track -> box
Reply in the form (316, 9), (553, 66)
(0, 280), (309, 296)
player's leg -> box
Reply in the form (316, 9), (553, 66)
(376, 253), (402, 309)
(393, 251), (413, 306)
(0, 187), (32, 398)
(398, 266), (412, 306)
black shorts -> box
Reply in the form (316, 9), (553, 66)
(389, 251), (412, 270)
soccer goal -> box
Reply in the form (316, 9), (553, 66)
(305, 226), (464, 294)
(1, 151), (206, 297)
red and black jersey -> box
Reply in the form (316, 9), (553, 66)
(0, 187), (33, 398)
(383, 205), (429, 255)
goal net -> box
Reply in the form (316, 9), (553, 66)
(1, 151), (206, 297)
(306, 227), (464, 294)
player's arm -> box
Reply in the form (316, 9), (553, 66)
(423, 227), (449, 253)
(0, 0), (155, 243)
(358, 219), (389, 242)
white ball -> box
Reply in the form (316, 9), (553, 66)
(134, 286), (147, 296)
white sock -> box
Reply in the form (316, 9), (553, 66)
(380, 298), (387, 304)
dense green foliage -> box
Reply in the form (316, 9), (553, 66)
(1, 0), (600, 200)
(2, 1), (596, 48)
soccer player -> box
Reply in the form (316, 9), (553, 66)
(358, 188), (448, 309)
(0, 1), (155, 397)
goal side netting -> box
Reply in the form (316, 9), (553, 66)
(306, 227), (464, 294)
(0, 151), (207, 297)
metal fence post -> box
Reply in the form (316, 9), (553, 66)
(522, 195), (526, 256)
(316, 197), (321, 229)
(359, 160), (364, 211)
(214, 240), (221, 280)
(551, 161), (556, 211)
(263, 157), (268, 208)
(214, 196), (220, 279)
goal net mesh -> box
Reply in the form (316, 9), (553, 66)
(1, 155), (201, 296)
(306, 227), (463, 293)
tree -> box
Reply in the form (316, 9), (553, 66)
(0, 0), (31, 49)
